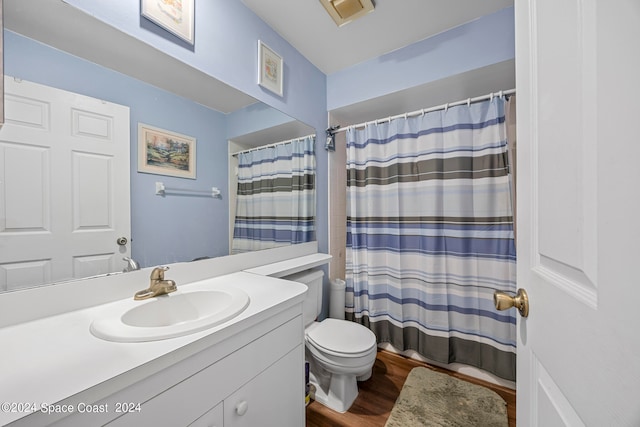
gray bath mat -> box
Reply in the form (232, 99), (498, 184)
(385, 367), (508, 427)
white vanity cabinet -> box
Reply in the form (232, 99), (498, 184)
(184, 345), (302, 427)
(222, 346), (302, 427)
(102, 316), (305, 427)
(1, 261), (315, 427)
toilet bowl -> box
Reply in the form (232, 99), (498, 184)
(283, 269), (377, 413)
(305, 319), (377, 412)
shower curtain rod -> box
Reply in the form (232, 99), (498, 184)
(231, 133), (316, 157)
(331, 88), (516, 134)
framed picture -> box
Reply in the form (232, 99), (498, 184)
(141, 0), (195, 45)
(138, 123), (196, 179)
(258, 40), (283, 96)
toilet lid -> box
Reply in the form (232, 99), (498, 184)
(306, 318), (376, 355)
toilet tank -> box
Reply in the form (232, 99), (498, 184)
(282, 269), (324, 327)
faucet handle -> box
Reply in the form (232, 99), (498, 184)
(150, 265), (169, 280)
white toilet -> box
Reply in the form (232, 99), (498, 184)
(284, 269), (377, 413)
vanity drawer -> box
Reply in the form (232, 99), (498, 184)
(106, 315), (303, 427)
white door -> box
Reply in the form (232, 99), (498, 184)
(0, 77), (131, 291)
(515, 1), (640, 425)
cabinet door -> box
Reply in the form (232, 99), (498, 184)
(189, 402), (223, 427)
(224, 345), (304, 427)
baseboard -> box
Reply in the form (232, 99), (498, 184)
(378, 343), (516, 390)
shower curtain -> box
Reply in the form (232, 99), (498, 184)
(232, 136), (316, 254)
(344, 97), (517, 381)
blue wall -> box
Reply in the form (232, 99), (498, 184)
(62, 0), (330, 255)
(5, 3), (515, 269)
(226, 103), (297, 141)
(5, 31), (230, 266)
(327, 7), (515, 111)
(63, 0), (327, 128)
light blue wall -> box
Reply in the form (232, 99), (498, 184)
(5, 31), (230, 267)
(5, 3), (515, 271)
(226, 103), (297, 141)
(327, 7), (515, 111)
(63, 0), (327, 129)
(62, 0), (330, 255)
(6, 0), (332, 264)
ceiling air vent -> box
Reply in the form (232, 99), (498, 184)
(319, 0), (375, 27)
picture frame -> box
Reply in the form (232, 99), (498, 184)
(258, 40), (283, 97)
(138, 123), (196, 179)
(141, 0), (195, 45)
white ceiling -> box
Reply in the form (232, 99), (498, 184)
(241, 0), (514, 75)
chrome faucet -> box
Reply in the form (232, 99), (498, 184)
(122, 257), (140, 272)
(133, 266), (177, 300)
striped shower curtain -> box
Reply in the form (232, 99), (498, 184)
(232, 136), (316, 254)
(345, 97), (517, 381)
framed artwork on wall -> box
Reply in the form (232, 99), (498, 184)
(141, 0), (195, 45)
(138, 123), (196, 179)
(258, 40), (283, 97)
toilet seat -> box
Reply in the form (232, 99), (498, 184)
(306, 319), (377, 358)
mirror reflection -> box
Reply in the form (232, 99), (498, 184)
(0, 1), (316, 293)
(229, 133), (316, 254)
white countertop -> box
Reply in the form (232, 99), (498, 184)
(244, 253), (332, 277)
(0, 272), (307, 426)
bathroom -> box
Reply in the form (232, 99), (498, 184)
(1, 1), (638, 426)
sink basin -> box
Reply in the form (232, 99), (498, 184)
(90, 288), (250, 342)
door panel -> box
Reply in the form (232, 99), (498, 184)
(516, 0), (640, 425)
(533, 0), (598, 306)
(0, 77), (130, 291)
(73, 152), (113, 230)
(3, 144), (49, 231)
(533, 356), (584, 427)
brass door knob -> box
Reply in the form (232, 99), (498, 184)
(494, 288), (529, 318)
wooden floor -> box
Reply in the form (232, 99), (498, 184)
(306, 350), (516, 427)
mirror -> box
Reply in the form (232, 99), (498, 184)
(0, 0), (316, 292)
(227, 106), (316, 254)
